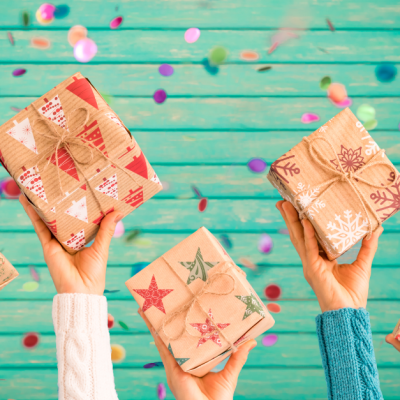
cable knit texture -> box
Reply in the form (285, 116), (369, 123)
(52, 293), (119, 400)
(316, 308), (383, 400)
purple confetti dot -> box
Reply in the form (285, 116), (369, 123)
(262, 334), (278, 347)
(247, 158), (267, 173)
(13, 69), (26, 77)
(154, 89), (167, 104)
(159, 64), (174, 77)
(258, 234), (273, 254)
(144, 363), (157, 369)
(157, 383), (167, 400)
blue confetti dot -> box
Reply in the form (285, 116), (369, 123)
(201, 58), (219, 75)
(131, 262), (149, 277)
(375, 64), (397, 83)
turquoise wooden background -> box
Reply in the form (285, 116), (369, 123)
(1, 1), (400, 399)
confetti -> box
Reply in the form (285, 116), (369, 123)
(118, 321), (129, 331)
(157, 383), (167, 400)
(0, 177), (21, 198)
(36, 9), (53, 25)
(104, 289), (120, 294)
(154, 89), (167, 104)
(267, 303), (281, 313)
(239, 257), (257, 271)
(247, 158), (267, 173)
(99, 92), (113, 105)
(159, 64), (174, 77)
(258, 234), (273, 254)
(108, 313), (115, 329)
(326, 18), (335, 31)
(10, 106), (22, 112)
(278, 228), (289, 235)
(23, 332), (39, 349)
(131, 238), (153, 248)
(29, 266), (40, 282)
(191, 185), (202, 198)
(144, 362), (164, 369)
(23, 281), (39, 292)
(209, 46), (228, 65)
(201, 58), (219, 75)
(257, 66), (272, 72)
(38, 3), (56, 20)
(125, 229), (141, 242)
(264, 284), (281, 300)
(268, 42), (279, 54)
(12, 69), (26, 77)
(22, 11), (30, 26)
(74, 38), (98, 63)
(356, 104), (376, 122)
(301, 113), (319, 124)
(111, 344), (126, 362)
(182, 135), (196, 141)
(319, 76), (331, 90)
(317, 47), (329, 54)
(198, 197), (208, 212)
(219, 234), (232, 249)
(327, 82), (347, 103)
(240, 51), (259, 61)
(184, 28), (201, 43)
(363, 119), (378, 131)
(31, 37), (51, 49)
(7, 32), (14, 46)
(110, 16), (123, 29)
(54, 4), (70, 19)
(68, 25), (88, 47)
(262, 334), (278, 347)
(113, 220), (125, 238)
(131, 262), (149, 276)
(375, 64), (397, 83)
(331, 97), (352, 108)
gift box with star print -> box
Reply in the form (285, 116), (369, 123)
(267, 107), (400, 261)
(125, 227), (275, 377)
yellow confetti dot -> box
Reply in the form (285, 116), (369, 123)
(111, 344), (126, 363)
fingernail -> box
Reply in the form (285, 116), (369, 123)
(114, 213), (123, 223)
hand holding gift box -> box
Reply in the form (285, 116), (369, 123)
(268, 108), (400, 260)
(393, 319), (400, 342)
(0, 73), (162, 254)
(126, 227), (275, 377)
(0, 253), (19, 290)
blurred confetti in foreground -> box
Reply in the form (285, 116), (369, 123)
(113, 220), (125, 238)
(264, 284), (281, 300)
(262, 334), (278, 347)
(258, 234), (273, 254)
(157, 383), (167, 399)
(111, 344), (126, 362)
(23, 332), (39, 349)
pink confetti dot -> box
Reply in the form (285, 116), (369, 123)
(154, 89), (167, 104)
(184, 28), (201, 43)
(262, 334), (278, 347)
(301, 113), (319, 124)
(110, 16), (123, 29)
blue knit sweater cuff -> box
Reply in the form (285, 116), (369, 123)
(316, 308), (383, 400)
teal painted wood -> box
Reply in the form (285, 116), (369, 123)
(1, 31), (400, 63)
(0, 299), (398, 334)
(1, 64), (400, 96)
(1, 0), (400, 29)
(2, 97), (400, 130)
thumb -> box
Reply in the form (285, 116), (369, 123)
(91, 211), (123, 256)
(221, 339), (257, 381)
(385, 333), (400, 352)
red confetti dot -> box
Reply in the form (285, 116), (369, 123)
(23, 332), (39, 348)
(108, 313), (114, 329)
(198, 197), (208, 212)
(267, 303), (281, 313)
(264, 284), (281, 300)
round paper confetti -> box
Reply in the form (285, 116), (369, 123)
(12, 69), (26, 77)
(23, 332), (39, 349)
(23, 281), (39, 292)
(110, 16), (123, 29)
(198, 197), (208, 212)
(319, 76), (331, 90)
(209, 46), (228, 65)
(31, 37), (51, 49)
(375, 64), (397, 83)
(113, 220), (125, 238)
(111, 344), (126, 362)
(201, 58), (219, 75)
(159, 64), (174, 77)
(184, 28), (201, 43)
(331, 97), (352, 108)
(54, 4), (70, 19)
(68, 25), (88, 47)
(240, 50), (259, 61)
(157, 383), (167, 400)
(363, 119), (378, 131)
(267, 303), (281, 313)
(38, 3), (56, 20)
(356, 104), (376, 122)
(258, 234), (273, 254)
(247, 158), (267, 173)
(144, 362), (164, 369)
(131, 262), (149, 277)
(35, 9), (53, 25)
(154, 89), (167, 104)
(239, 257), (257, 271)
(327, 82), (347, 103)
(108, 313), (115, 329)
(301, 113), (319, 124)
(74, 38), (97, 63)
(265, 284), (281, 300)
(0, 178), (21, 198)
(262, 334), (278, 347)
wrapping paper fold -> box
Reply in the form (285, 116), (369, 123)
(268, 108), (400, 260)
(126, 227), (275, 377)
(0, 253), (19, 290)
(0, 72), (162, 254)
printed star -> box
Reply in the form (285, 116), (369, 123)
(236, 293), (265, 320)
(190, 309), (230, 348)
(179, 248), (219, 284)
(132, 275), (173, 314)
(168, 343), (190, 366)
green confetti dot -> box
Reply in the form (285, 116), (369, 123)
(23, 281), (39, 292)
(319, 76), (331, 90)
(209, 46), (228, 65)
(363, 119), (378, 131)
(118, 321), (129, 331)
(356, 104), (376, 122)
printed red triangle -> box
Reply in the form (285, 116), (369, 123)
(63, 229), (86, 251)
(95, 173), (118, 199)
(17, 166), (48, 203)
(125, 152), (148, 179)
(66, 77), (99, 110)
(65, 196), (88, 223)
(37, 95), (67, 129)
(48, 147), (80, 181)
(6, 118), (38, 154)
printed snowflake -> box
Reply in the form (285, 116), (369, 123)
(370, 172), (400, 222)
(365, 141), (380, 156)
(269, 154), (300, 184)
(319, 126), (328, 133)
(295, 182), (325, 219)
(326, 210), (369, 254)
(330, 145), (364, 173)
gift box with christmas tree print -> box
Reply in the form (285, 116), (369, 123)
(125, 227), (275, 377)
(0, 253), (19, 290)
(393, 319), (400, 342)
(0, 72), (162, 254)
(267, 107), (400, 260)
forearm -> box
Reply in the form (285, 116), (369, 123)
(316, 308), (383, 400)
(52, 293), (119, 400)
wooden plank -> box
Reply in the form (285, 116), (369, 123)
(1, 0), (400, 29)
(2, 97), (400, 131)
(1, 266), (399, 301)
(1, 31), (400, 63)
(0, 299), (398, 334)
(1, 64), (400, 97)
(0, 368), (398, 400)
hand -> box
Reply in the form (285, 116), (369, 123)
(19, 194), (123, 295)
(139, 308), (256, 400)
(385, 333), (400, 352)
(276, 201), (383, 313)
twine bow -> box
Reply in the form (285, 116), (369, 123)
(157, 258), (239, 353)
(294, 136), (398, 239)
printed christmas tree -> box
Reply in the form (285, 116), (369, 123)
(105, 112), (123, 128)
(95, 174), (118, 200)
(6, 118), (38, 154)
(48, 147), (80, 181)
(63, 229), (86, 251)
(66, 76), (99, 110)
(64, 196), (88, 223)
(37, 95), (67, 129)
(17, 166), (48, 203)
(125, 152), (148, 179)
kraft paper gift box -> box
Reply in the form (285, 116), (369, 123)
(267, 108), (400, 260)
(393, 319), (400, 342)
(0, 72), (162, 254)
(125, 227), (275, 377)
(0, 253), (19, 290)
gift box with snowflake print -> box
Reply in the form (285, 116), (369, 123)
(267, 108), (400, 260)
(125, 227), (275, 377)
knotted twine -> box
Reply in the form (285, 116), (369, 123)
(157, 258), (240, 353)
(293, 136), (398, 240)
(18, 106), (141, 217)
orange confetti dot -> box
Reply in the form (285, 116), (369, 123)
(327, 82), (347, 104)
(240, 50), (259, 61)
(31, 37), (50, 49)
(267, 303), (281, 313)
(111, 344), (126, 362)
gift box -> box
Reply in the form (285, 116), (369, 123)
(0, 253), (19, 290)
(267, 108), (400, 260)
(393, 319), (400, 342)
(125, 227), (275, 377)
(0, 72), (162, 254)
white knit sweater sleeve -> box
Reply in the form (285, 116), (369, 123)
(52, 293), (119, 400)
